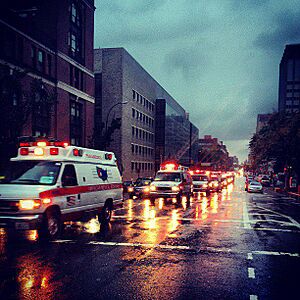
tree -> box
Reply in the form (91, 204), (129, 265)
(249, 112), (300, 177)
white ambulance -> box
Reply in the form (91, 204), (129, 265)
(0, 139), (122, 239)
(149, 162), (193, 202)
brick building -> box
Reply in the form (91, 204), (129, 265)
(0, 0), (95, 166)
(94, 48), (199, 181)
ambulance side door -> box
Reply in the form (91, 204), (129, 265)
(61, 164), (84, 212)
(76, 164), (95, 209)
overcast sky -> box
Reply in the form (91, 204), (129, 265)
(94, 0), (300, 162)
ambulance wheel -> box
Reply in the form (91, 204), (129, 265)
(39, 209), (61, 240)
(99, 202), (112, 224)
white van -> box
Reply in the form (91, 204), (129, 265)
(0, 140), (122, 239)
(149, 162), (193, 202)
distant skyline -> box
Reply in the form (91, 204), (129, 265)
(94, 0), (300, 162)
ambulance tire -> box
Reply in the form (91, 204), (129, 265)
(39, 208), (62, 240)
(99, 201), (113, 224)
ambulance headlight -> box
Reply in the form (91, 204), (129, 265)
(172, 186), (180, 192)
(128, 187), (134, 192)
(203, 184), (208, 188)
(19, 199), (41, 210)
(150, 185), (156, 191)
(143, 187), (150, 193)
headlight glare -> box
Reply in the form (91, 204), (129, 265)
(172, 186), (180, 192)
(19, 199), (41, 210)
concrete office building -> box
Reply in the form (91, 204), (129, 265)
(0, 0), (95, 165)
(279, 44), (300, 113)
(94, 48), (199, 180)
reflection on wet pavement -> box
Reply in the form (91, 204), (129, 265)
(0, 180), (248, 299)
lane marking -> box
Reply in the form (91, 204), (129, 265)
(246, 227), (300, 234)
(243, 201), (252, 229)
(88, 241), (191, 250)
(254, 205), (300, 229)
(252, 250), (300, 257)
(248, 267), (255, 278)
(247, 253), (253, 260)
(51, 240), (300, 258)
(250, 295), (258, 300)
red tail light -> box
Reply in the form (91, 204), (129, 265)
(20, 142), (30, 147)
(50, 148), (59, 155)
(105, 153), (113, 160)
(20, 148), (29, 155)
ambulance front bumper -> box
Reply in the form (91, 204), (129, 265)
(0, 214), (43, 230)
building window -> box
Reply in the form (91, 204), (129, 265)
(32, 92), (50, 137)
(132, 108), (135, 118)
(71, 2), (80, 26)
(70, 97), (83, 146)
(132, 126), (135, 137)
(70, 33), (77, 54)
(131, 144), (134, 154)
(37, 50), (45, 72)
(133, 90), (136, 99)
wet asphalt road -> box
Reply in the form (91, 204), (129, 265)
(1, 177), (300, 300)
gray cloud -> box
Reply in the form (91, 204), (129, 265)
(164, 47), (208, 80)
(230, 0), (270, 9)
(94, 0), (299, 161)
(254, 10), (300, 52)
(98, 0), (167, 15)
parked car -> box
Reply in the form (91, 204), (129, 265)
(129, 177), (153, 199)
(247, 181), (263, 193)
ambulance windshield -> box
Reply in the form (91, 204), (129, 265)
(0, 161), (61, 185)
(154, 172), (181, 182)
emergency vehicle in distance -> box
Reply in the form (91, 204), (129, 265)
(149, 162), (193, 202)
(0, 138), (122, 239)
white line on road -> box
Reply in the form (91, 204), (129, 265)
(87, 241), (191, 250)
(248, 267), (255, 278)
(247, 253), (253, 260)
(250, 295), (258, 300)
(243, 201), (251, 229)
(51, 240), (300, 258)
(255, 205), (300, 229)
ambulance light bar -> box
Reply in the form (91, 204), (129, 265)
(19, 141), (69, 148)
(160, 162), (179, 171)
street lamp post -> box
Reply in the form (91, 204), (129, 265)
(104, 101), (128, 150)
